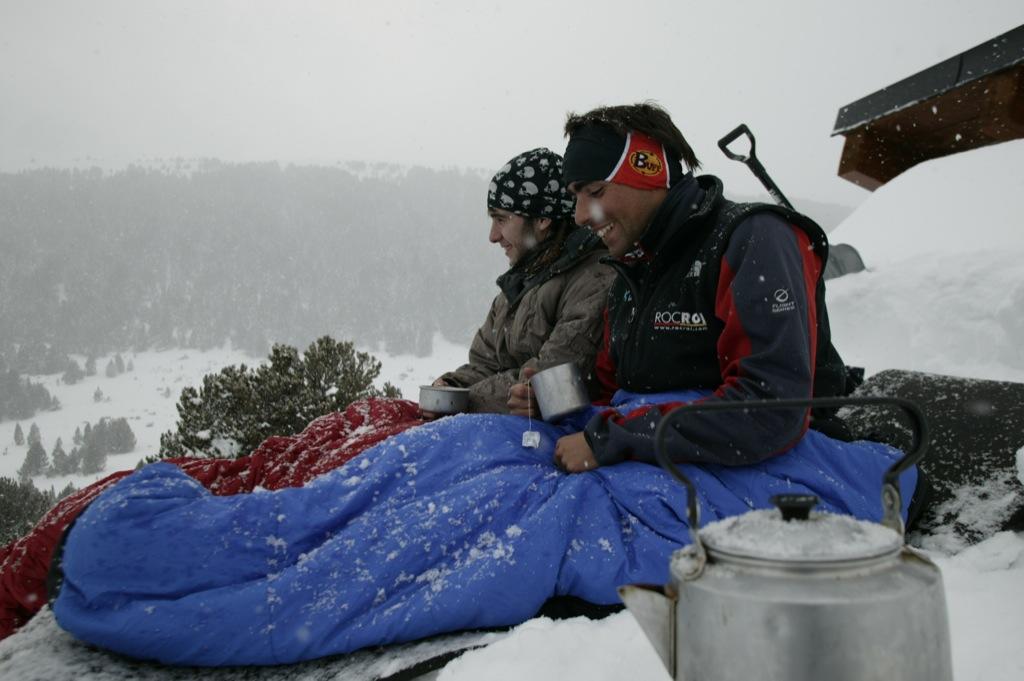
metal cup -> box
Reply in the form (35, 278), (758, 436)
(529, 363), (590, 422)
(418, 385), (470, 415)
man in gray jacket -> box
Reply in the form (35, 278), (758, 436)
(430, 147), (614, 415)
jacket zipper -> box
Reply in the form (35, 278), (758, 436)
(607, 260), (648, 386)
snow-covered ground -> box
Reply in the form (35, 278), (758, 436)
(0, 337), (467, 485)
(2, 141), (1023, 679)
(1, 348), (251, 486)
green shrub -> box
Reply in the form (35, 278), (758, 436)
(0, 477), (56, 545)
(156, 336), (399, 460)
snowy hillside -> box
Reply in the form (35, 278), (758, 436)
(1, 141), (1023, 680)
(0, 337), (467, 485)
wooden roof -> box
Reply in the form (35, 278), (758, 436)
(833, 24), (1024, 190)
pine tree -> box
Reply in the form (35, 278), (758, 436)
(67, 447), (82, 474)
(62, 359), (85, 385)
(6, 382), (31, 421)
(49, 438), (70, 476)
(57, 481), (78, 501)
(0, 370), (15, 422)
(73, 426), (83, 445)
(127, 358), (134, 372)
(28, 423), (41, 447)
(13, 423), (24, 446)
(105, 359), (118, 378)
(85, 355), (96, 376)
(80, 439), (107, 475)
(115, 353), (125, 374)
(87, 419), (110, 455)
(106, 418), (136, 454)
(18, 441), (49, 480)
(0, 477), (56, 545)
(157, 336), (398, 460)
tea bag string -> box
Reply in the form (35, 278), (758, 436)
(521, 380), (541, 448)
(526, 382), (532, 431)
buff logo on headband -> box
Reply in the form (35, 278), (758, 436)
(607, 132), (670, 189)
(563, 124), (682, 191)
(628, 149), (663, 177)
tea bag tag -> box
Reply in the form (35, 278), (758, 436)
(521, 381), (541, 448)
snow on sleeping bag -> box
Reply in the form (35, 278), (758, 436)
(51, 390), (917, 666)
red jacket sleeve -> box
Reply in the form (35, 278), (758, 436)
(591, 307), (618, 405)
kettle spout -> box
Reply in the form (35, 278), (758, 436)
(618, 583), (676, 677)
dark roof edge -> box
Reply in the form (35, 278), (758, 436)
(832, 23), (1024, 136)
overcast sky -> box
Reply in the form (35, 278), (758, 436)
(2, 0), (1021, 206)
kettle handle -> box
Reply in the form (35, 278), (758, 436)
(653, 396), (929, 541)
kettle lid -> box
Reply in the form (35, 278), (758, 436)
(699, 494), (902, 566)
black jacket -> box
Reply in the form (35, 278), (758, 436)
(586, 175), (847, 466)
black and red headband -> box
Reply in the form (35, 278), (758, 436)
(563, 124), (684, 191)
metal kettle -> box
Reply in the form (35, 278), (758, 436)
(619, 396), (953, 681)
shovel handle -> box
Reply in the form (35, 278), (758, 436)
(717, 124), (755, 162)
(717, 123), (794, 210)
(653, 396), (929, 537)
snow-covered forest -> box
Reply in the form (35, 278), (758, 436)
(0, 162), (500, 362)
(0, 161), (857, 368)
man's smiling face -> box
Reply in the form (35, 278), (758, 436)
(570, 180), (665, 258)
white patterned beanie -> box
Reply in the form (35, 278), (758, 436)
(487, 148), (575, 220)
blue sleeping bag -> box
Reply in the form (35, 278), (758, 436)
(52, 390), (916, 666)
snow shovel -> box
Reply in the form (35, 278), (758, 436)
(717, 123), (793, 209)
(718, 124), (866, 283)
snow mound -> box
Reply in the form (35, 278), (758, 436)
(829, 139), (1024, 266)
(826, 250), (1024, 380)
(826, 140), (1024, 381)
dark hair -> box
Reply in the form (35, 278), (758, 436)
(522, 215), (576, 275)
(528, 214), (575, 247)
(564, 101), (701, 171)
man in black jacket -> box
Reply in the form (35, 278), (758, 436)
(552, 103), (849, 472)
